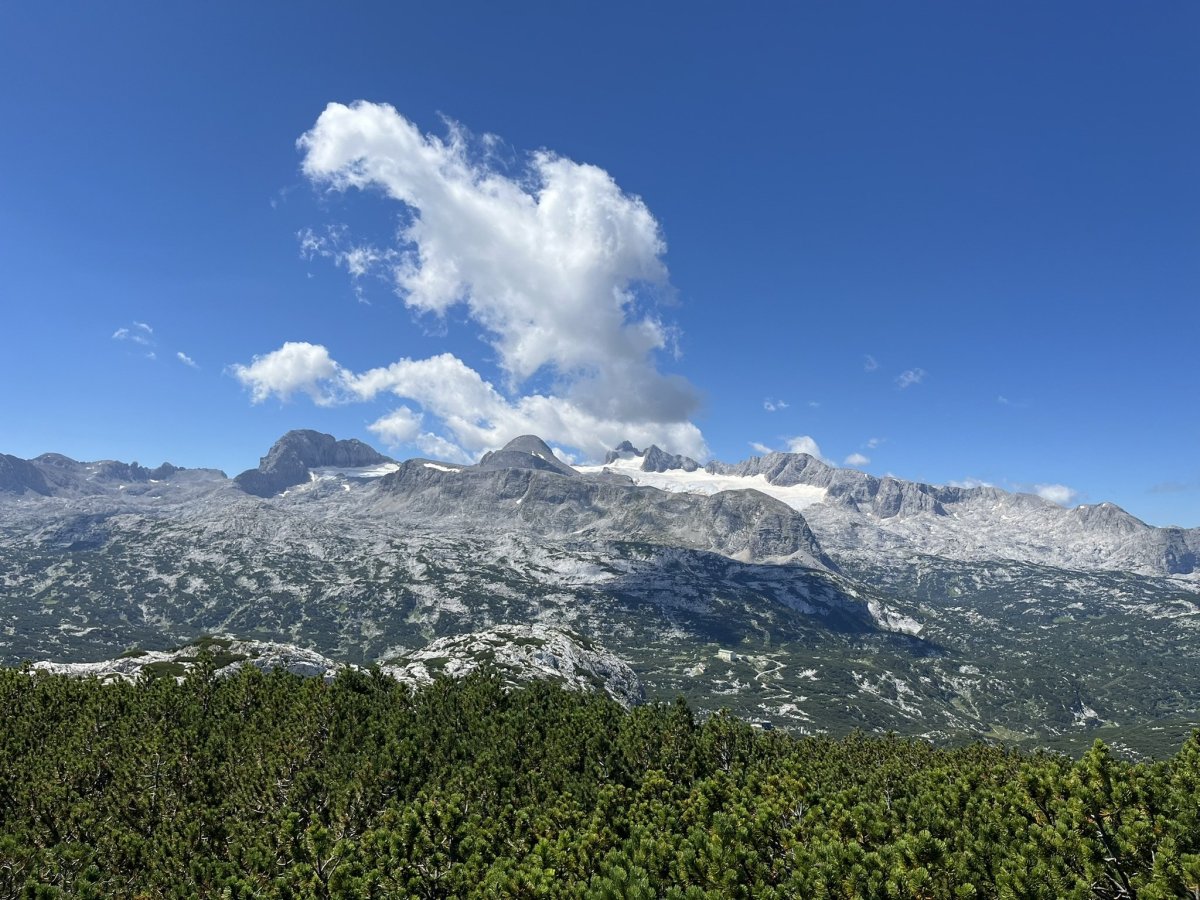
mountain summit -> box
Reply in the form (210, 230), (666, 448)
(476, 435), (577, 477)
(234, 429), (393, 497)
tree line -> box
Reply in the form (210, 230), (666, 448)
(1, 657), (1198, 898)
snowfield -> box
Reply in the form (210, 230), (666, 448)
(576, 454), (828, 512)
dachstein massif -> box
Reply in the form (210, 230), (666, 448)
(2, 430), (1198, 757)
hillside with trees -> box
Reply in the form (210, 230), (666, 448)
(2, 660), (1199, 898)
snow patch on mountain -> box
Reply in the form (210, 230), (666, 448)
(310, 463), (401, 480)
(577, 453), (828, 512)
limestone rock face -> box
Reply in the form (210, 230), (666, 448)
(234, 430), (393, 497)
(0, 451), (214, 498)
(375, 457), (834, 569)
(0, 454), (50, 495)
(699, 449), (1200, 578)
(32, 628), (645, 709)
(381, 624), (644, 708)
(604, 441), (699, 472)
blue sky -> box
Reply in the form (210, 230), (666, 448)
(1, 3), (1197, 526)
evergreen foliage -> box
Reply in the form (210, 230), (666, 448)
(2, 660), (1199, 898)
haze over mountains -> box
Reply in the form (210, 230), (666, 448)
(3, 429), (1199, 756)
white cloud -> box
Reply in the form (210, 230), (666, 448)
(947, 477), (993, 489)
(844, 453), (870, 467)
(112, 322), (155, 348)
(297, 225), (396, 303)
(865, 437), (882, 449)
(414, 432), (474, 465)
(366, 406), (423, 446)
(229, 341), (345, 406)
(297, 102), (699, 426)
(749, 436), (830, 463)
(864, 354), (879, 372)
(785, 435), (826, 461)
(763, 398), (788, 412)
(997, 394), (1030, 409)
(551, 446), (577, 465)
(895, 368), (926, 389)
(1034, 483), (1078, 506)
(234, 342), (706, 463)
(350, 352), (704, 461)
(234, 103), (710, 463)
(176, 351), (199, 369)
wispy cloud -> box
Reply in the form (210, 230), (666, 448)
(1148, 480), (1198, 494)
(112, 321), (156, 359)
(843, 452), (870, 467)
(297, 224), (396, 303)
(176, 351), (199, 369)
(865, 437), (883, 450)
(895, 368), (926, 389)
(763, 398), (788, 412)
(112, 321), (155, 347)
(947, 477), (993, 489)
(997, 395), (1029, 408)
(863, 354), (879, 372)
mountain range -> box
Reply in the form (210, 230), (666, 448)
(3, 429), (1198, 756)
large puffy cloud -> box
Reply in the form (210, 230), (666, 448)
(296, 102), (700, 427)
(228, 341), (344, 405)
(231, 103), (708, 462)
(347, 353), (703, 459)
(233, 343), (706, 462)
(366, 405), (423, 445)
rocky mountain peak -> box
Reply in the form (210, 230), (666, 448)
(1071, 501), (1147, 535)
(265, 429), (391, 469)
(234, 430), (393, 497)
(603, 441), (700, 473)
(476, 435), (577, 477)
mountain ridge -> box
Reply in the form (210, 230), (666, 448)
(3, 428), (1199, 754)
(2, 430), (1196, 577)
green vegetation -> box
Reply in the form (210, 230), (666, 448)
(3, 529), (1198, 757)
(3, 662), (1200, 898)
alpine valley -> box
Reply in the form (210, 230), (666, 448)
(3, 430), (1198, 758)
